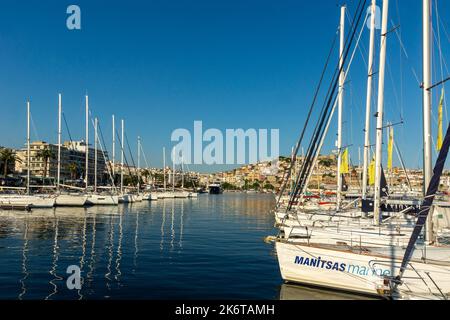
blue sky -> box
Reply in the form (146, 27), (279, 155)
(0, 0), (449, 172)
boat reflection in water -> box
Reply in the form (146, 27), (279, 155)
(0, 193), (375, 300)
(279, 283), (378, 300)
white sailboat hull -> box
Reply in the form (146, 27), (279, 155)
(86, 194), (119, 205)
(158, 192), (175, 199)
(150, 193), (158, 201)
(174, 191), (190, 198)
(276, 241), (450, 299)
(0, 195), (56, 208)
(55, 194), (88, 207)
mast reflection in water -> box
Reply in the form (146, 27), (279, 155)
(0, 193), (362, 300)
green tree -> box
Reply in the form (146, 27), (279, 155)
(36, 147), (55, 179)
(67, 162), (79, 180)
(0, 148), (21, 176)
(319, 158), (333, 168)
(222, 182), (238, 190)
(263, 183), (275, 190)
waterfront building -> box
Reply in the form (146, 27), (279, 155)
(15, 140), (108, 185)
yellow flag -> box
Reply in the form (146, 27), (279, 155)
(340, 148), (349, 174)
(369, 157), (376, 186)
(437, 88), (445, 151)
(387, 127), (394, 170)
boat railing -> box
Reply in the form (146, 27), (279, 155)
(368, 260), (448, 300)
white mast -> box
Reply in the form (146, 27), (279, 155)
(181, 155), (184, 189)
(363, 0), (377, 199)
(112, 115), (115, 176)
(336, 5), (346, 211)
(94, 117), (98, 193)
(27, 101), (30, 195)
(85, 95), (89, 191)
(423, 0), (434, 242)
(374, 0), (390, 225)
(137, 136), (141, 195)
(57, 93), (62, 192)
(163, 147), (166, 190)
(172, 148), (175, 192)
(121, 119), (124, 194)
(423, 0), (432, 193)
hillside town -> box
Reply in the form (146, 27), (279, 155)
(2, 141), (448, 193)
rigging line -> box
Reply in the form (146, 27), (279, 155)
(437, 9), (450, 44)
(288, 0), (368, 206)
(140, 142), (150, 169)
(346, 9), (369, 68)
(392, 23), (421, 85)
(386, 55), (402, 120)
(290, 0), (368, 209)
(393, 139), (412, 191)
(276, 25), (340, 207)
(124, 132), (137, 169)
(62, 112), (74, 144)
(29, 112), (40, 142)
(289, 0), (366, 206)
(278, 0), (367, 205)
(392, 5), (406, 122)
(93, 119), (117, 190)
(433, 1), (449, 124)
(114, 130), (139, 188)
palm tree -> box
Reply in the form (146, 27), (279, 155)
(0, 148), (21, 177)
(36, 147), (55, 179)
(67, 162), (79, 180)
(141, 169), (151, 183)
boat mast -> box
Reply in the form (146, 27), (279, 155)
(163, 147), (166, 190)
(85, 95), (89, 191)
(121, 119), (124, 195)
(27, 101), (30, 195)
(172, 148), (175, 192)
(57, 93), (62, 192)
(112, 115), (115, 176)
(137, 136), (141, 195)
(362, 0), (377, 199)
(337, 5), (346, 211)
(423, 0), (434, 242)
(374, 0), (390, 225)
(181, 155), (184, 190)
(94, 117), (98, 193)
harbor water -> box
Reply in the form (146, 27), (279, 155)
(0, 193), (366, 300)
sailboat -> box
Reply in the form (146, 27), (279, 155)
(83, 96), (118, 206)
(273, 0), (450, 299)
(54, 94), (88, 207)
(0, 101), (56, 209)
(157, 147), (175, 199)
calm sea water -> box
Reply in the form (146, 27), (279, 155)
(0, 193), (364, 300)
